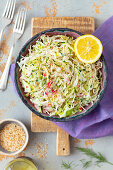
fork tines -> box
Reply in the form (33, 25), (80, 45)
(3, 0), (16, 19)
(14, 8), (27, 33)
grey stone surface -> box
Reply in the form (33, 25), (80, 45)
(0, 0), (113, 169)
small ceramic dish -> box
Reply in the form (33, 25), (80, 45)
(15, 28), (108, 122)
(5, 157), (38, 170)
(0, 119), (29, 156)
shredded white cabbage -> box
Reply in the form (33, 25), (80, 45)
(18, 35), (102, 118)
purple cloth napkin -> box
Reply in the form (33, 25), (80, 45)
(10, 16), (113, 139)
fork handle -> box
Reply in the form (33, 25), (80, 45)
(0, 46), (14, 90)
(0, 29), (4, 42)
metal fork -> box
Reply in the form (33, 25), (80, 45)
(0, 8), (27, 90)
(0, 0), (16, 41)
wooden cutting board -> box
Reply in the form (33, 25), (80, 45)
(31, 17), (95, 156)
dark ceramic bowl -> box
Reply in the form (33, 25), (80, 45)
(15, 28), (107, 122)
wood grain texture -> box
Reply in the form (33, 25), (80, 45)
(32, 17), (95, 36)
(57, 127), (70, 156)
(31, 112), (57, 132)
(31, 16), (95, 156)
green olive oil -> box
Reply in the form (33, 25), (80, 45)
(5, 158), (37, 170)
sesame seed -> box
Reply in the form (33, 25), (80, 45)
(0, 123), (25, 152)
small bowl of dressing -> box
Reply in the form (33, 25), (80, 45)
(5, 157), (38, 170)
(0, 119), (29, 156)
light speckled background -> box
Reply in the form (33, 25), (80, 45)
(0, 0), (113, 170)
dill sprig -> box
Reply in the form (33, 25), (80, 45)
(75, 147), (113, 166)
(83, 160), (92, 169)
(61, 161), (73, 169)
(61, 148), (113, 170)
(80, 159), (92, 169)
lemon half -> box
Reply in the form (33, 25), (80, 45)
(74, 35), (103, 63)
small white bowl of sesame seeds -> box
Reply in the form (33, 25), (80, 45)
(0, 119), (29, 156)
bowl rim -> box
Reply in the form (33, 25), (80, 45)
(15, 28), (108, 122)
(5, 157), (38, 170)
(0, 119), (29, 156)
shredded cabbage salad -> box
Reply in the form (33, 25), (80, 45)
(18, 35), (102, 118)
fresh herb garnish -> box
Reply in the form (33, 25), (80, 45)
(61, 161), (73, 169)
(76, 147), (113, 166)
(80, 159), (92, 169)
(61, 147), (113, 170)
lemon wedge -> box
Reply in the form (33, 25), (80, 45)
(74, 35), (103, 63)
